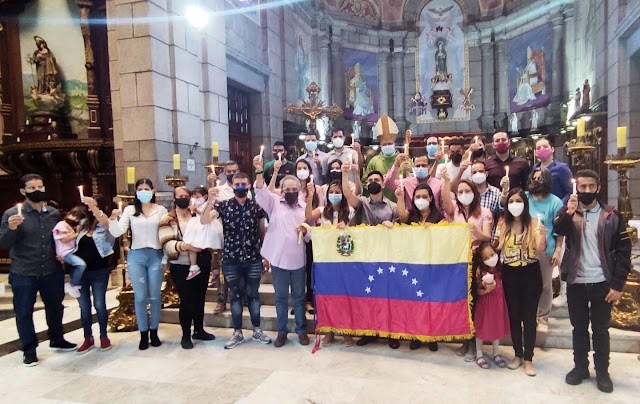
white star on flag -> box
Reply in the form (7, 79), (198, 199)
(417, 290), (424, 297)
(368, 275), (375, 282)
(377, 267), (383, 274)
(389, 265), (396, 273)
(365, 286), (371, 294)
(412, 278), (418, 285)
(402, 269), (409, 276)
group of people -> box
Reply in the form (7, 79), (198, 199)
(0, 123), (631, 394)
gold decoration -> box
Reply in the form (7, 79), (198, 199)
(374, 115), (398, 144)
(284, 82), (343, 130)
(108, 286), (138, 332)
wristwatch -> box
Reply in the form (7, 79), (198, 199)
(255, 170), (264, 175)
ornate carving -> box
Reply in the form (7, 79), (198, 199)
(331, 0), (379, 19)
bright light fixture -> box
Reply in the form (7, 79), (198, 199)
(581, 116), (592, 121)
(185, 6), (209, 28)
(298, 134), (305, 140)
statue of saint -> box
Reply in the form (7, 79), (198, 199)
(531, 110), (539, 130)
(352, 120), (361, 140)
(435, 41), (447, 80)
(513, 47), (538, 105)
(347, 63), (374, 116)
(510, 113), (518, 133)
(295, 35), (310, 101)
(28, 36), (59, 95)
(582, 79), (590, 110)
(574, 88), (581, 111)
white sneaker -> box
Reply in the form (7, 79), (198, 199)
(552, 293), (567, 308)
(65, 282), (81, 298)
(537, 322), (549, 333)
(224, 331), (244, 349)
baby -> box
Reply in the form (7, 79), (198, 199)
(53, 207), (87, 298)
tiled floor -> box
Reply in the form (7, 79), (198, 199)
(0, 323), (638, 403)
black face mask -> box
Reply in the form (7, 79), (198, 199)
(451, 151), (463, 165)
(234, 186), (248, 198)
(175, 198), (190, 209)
(329, 170), (342, 181)
(226, 174), (235, 184)
(284, 191), (299, 206)
(367, 182), (382, 195)
(578, 191), (598, 205)
(528, 181), (545, 195)
(25, 190), (45, 203)
(65, 219), (79, 228)
(472, 148), (485, 159)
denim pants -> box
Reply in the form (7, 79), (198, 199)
(170, 250), (211, 339)
(8, 271), (65, 354)
(127, 248), (164, 332)
(223, 259), (263, 330)
(271, 265), (306, 334)
(64, 253), (87, 286)
(77, 268), (110, 338)
(567, 281), (612, 372)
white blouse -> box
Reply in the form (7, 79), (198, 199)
(108, 204), (168, 250)
(317, 206), (356, 226)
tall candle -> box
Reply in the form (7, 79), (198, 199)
(351, 133), (355, 144)
(444, 153), (448, 165)
(475, 136), (479, 145)
(441, 140), (445, 153)
(78, 185), (84, 201)
(212, 142), (219, 158)
(505, 166), (510, 177)
(260, 144), (265, 157)
(17, 203), (22, 216)
(576, 119), (585, 138)
(537, 213), (541, 230)
(278, 152), (282, 162)
(310, 174), (314, 184)
(399, 174), (404, 192)
(173, 154), (180, 170)
(571, 178), (577, 195)
(118, 201), (123, 211)
(191, 198), (195, 207)
(216, 179), (220, 187)
(404, 142), (409, 156)
(127, 167), (135, 184)
(617, 127), (627, 149)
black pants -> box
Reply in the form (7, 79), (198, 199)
(170, 251), (212, 339)
(567, 282), (612, 372)
(502, 262), (542, 361)
(305, 241), (314, 305)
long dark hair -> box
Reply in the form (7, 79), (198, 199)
(473, 241), (500, 284)
(455, 179), (481, 221)
(527, 167), (552, 197)
(296, 159), (319, 209)
(79, 195), (106, 233)
(496, 187), (534, 251)
(133, 178), (156, 217)
(322, 181), (350, 224)
(408, 184), (440, 224)
(168, 186), (193, 220)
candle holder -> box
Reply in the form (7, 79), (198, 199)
(604, 151), (640, 331)
(164, 168), (189, 188)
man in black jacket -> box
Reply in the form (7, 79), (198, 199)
(553, 169), (631, 393)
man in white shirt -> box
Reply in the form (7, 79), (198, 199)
(436, 138), (471, 185)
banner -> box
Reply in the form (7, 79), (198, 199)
(311, 223), (474, 342)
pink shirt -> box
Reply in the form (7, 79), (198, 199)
(53, 221), (75, 257)
(445, 204), (493, 249)
(255, 185), (311, 270)
(384, 163), (445, 213)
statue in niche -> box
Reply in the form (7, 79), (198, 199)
(510, 113), (518, 133)
(582, 79), (591, 111)
(435, 41), (447, 79)
(531, 110), (539, 130)
(352, 120), (361, 140)
(295, 35), (310, 101)
(346, 63), (374, 116)
(574, 87), (581, 112)
(27, 36), (65, 111)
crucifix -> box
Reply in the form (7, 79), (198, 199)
(284, 82), (343, 130)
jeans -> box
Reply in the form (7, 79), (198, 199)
(223, 259), (263, 330)
(503, 263), (542, 361)
(271, 265), (306, 334)
(8, 271), (65, 354)
(170, 251), (211, 339)
(537, 252), (554, 325)
(64, 253), (87, 286)
(567, 282), (612, 372)
(127, 248), (164, 332)
(77, 269), (110, 338)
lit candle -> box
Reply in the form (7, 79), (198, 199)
(278, 152), (282, 162)
(127, 167), (135, 184)
(404, 142), (409, 156)
(537, 213), (541, 230)
(17, 203), (22, 216)
(474, 136), (479, 145)
(576, 119), (585, 138)
(78, 185), (84, 201)
(191, 197), (195, 207)
(617, 127), (627, 149)
(118, 201), (123, 211)
(441, 140), (445, 153)
(571, 178), (577, 195)
(310, 174), (314, 184)
(173, 154), (180, 170)
(260, 144), (265, 157)
(505, 166), (510, 177)
(351, 133), (355, 144)
(399, 174), (404, 192)
(444, 153), (448, 165)
(212, 142), (219, 159)
(47, 135), (51, 141)
(16, 137), (20, 143)
(215, 179), (220, 187)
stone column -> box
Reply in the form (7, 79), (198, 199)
(564, 5), (575, 100)
(319, 34), (331, 105)
(550, 12), (565, 111)
(480, 39), (495, 131)
(378, 49), (390, 117)
(494, 37), (509, 120)
(331, 29), (343, 106)
(77, 3), (101, 139)
(392, 36), (406, 129)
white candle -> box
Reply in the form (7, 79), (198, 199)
(505, 166), (510, 177)
(17, 203), (22, 216)
(333, 211), (339, 225)
(404, 142), (409, 156)
(441, 140), (445, 153)
(260, 145), (264, 157)
(537, 213), (541, 230)
(475, 136), (479, 145)
(78, 186), (84, 201)
(571, 178), (577, 195)
(399, 174), (404, 192)
(216, 179), (220, 187)
(351, 133), (355, 145)
(191, 198), (195, 207)
(310, 174), (314, 184)
(47, 135), (51, 141)
(118, 201), (123, 211)
(444, 153), (448, 165)
(278, 152), (282, 162)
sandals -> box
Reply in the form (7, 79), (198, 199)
(343, 335), (354, 347)
(321, 332), (335, 346)
(476, 357), (490, 369)
(493, 355), (508, 368)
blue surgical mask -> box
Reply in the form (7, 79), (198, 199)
(414, 167), (429, 179)
(328, 193), (343, 205)
(426, 145), (438, 155)
(381, 145), (396, 157)
(305, 141), (317, 151)
(136, 190), (153, 203)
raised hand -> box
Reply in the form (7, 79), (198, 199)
(253, 155), (264, 171)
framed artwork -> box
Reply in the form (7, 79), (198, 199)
(509, 24), (551, 113)
(343, 48), (378, 122)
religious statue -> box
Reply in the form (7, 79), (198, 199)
(574, 87), (581, 111)
(352, 120), (361, 140)
(27, 36), (65, 112)
(346, 63), (374, 116)
(295, 35), (310, 101)
(531, 110), (539, 130)
(566, 93), (576, 123)
(435, 41), (447, 78)
(582, 79), (591, 111)
(409, 92), (427, 115)
(510, 113), (518, 133)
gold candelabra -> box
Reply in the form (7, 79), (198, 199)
(164, 168), (189, 189)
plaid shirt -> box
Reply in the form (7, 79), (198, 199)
(479, 184), (502, 237)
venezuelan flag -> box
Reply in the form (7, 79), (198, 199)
(311, 223), (474, 342)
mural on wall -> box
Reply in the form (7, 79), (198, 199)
(20, 0), (88, 137)
(416, 0), (469, 122)
(324, 0), (380, 20)
(343, 48), (378, 122)
(226, 0), (260, 25)
(295, 33), (312, 102)
(508, 24), (551, 114)
(381, 0), (404, 23)
(478, 0), (504, 12)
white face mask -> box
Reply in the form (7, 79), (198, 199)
(296, 169), (310, 180)
(414, 198), (430, 211)
(471, 172), (486, 185)
(483, 255), (499, 268)
(458, 193), (474, 206)
(508, 202), (525, 217)
(332, 137), (344, 148)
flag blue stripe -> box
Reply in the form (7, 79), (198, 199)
(313, 261), (468, 303)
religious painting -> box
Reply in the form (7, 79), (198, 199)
(508, 24), (551, 113)
(295, 33), (311, 103)
(343, 48), (378, 122)
(416, 0), (469, 122)
(478, 0), (504, 12)
(19, 0), (89, 137)
(323, 0), (380, 20)
(225, 0), (260, 25)
(381, 0), (404, 23)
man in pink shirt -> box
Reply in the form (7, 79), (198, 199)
(384, 153), (445, 214)
(253, 155), (311, 348)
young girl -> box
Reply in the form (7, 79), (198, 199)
(473, 242), (510, 369)
(493, 188), (547, 376)
(323, 159), (362, 196)
(182, 186), (222, 280)
(53, 207), (88, 298)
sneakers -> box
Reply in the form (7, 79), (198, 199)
(49, 339), (77, 352)
(100, 337), (112, 351)
(252, 328), (272, 344)
(23, 352), (39, 367)
(537, 322), (550, 333)
(552, 293), (568, 308)
(192, 330), (216, 341)
(565, 367), (590, 385)
(224, 331), (245, 349)
(596, 371), (613, 393)
(64, 282), (81, 298)
(77, 337), (95, 354)
(186, 265), (201, 280)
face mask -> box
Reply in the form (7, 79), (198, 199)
(426, 145), (439, 155)
(284, 191), (299, 206)
(65, 219), (79, 228)
(483, 255), (499, 267)
(578, 191), (598, 205)
(414, 167), (429, 179)
(451, 151), (463, 165)
(234, 185), (248, 198)
(473, 148), (485, 159)
(226, 174), (235, 184)
(508, 202), (525, 217)
(528, 181), (545, 195)
(136, 190), (153, 203)
(194, 197), (206, 208)
(471, 172), (486, 185)
(367, 182), (382, 195)
(332, 137), (344, 148)
(414, 198), (430, 211)
(25, 190), (46, 203)
(494, 142), (510, 154)
(535, 148), (553, 161)
(305, 141), (317, 151)
(457, 193), (474, 206)
(381, 145), (395, 157)
(328, 193), (343, 205)
(175, 198), (190, 209)
(329, 170), (341, 181)
(296, 169), (310, 180)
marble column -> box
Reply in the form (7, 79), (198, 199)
(550, 12), (565, 110)
(331, 29), (343, 107)
(563, 5), (575, 100)
(378, 49), (390, 117)
(392, 37), (406, 129)
(480, 39), (495, 131)
(319, 35), (331, 106)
